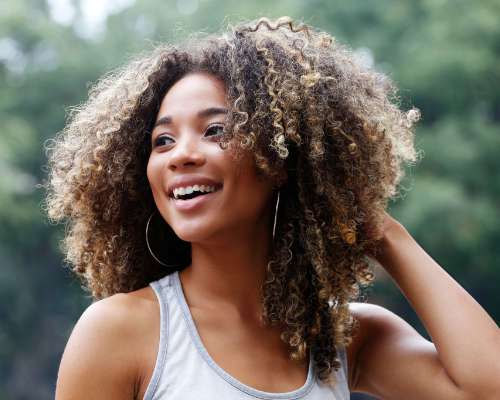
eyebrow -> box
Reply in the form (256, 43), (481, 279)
(153, 107), (229, 129)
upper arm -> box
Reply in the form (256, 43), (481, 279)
(347, 302), (473, 400)
(55, 294), (140, 400)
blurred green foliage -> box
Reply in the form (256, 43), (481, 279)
(0, 0), (498, 398)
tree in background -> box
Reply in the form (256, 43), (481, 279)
(0, 0), (498, 398)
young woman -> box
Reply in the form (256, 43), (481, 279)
(46, 16), (500, 400)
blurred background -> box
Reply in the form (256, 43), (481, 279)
(1, 0), (499, 399)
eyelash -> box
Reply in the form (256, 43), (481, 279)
(153, 124), (224, 148)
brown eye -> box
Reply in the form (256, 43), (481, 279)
(153, 135), (174, 147)
(205, 124), (224, 137)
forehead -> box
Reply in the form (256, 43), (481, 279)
(159, 72), (227, 115)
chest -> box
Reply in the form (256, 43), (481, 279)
(193, 308), (310, 392)
(135, 305), (310, 399)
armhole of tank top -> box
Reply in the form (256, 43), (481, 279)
(338, 345), (348, 381)
(337, 345), (350, 397)
(142, 278), (170, 400)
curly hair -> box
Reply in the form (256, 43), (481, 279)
(43, 16), (420, 386)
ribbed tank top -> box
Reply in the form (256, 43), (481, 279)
(143, 271), (351, 400)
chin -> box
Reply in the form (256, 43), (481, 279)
(171, 223), (216, 243)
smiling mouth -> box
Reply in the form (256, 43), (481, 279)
(170, 185), (223, 201)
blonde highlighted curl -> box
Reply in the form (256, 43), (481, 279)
(43, 16), (420, 387)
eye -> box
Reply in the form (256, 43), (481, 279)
(153, 135), (174, 147)
(205, 124), (224, 138)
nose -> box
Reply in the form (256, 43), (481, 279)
(167, 131), (207, 170)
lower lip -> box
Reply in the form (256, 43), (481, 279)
(170, 188), (221, 212)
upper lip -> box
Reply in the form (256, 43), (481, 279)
(167, 175), (223, 198)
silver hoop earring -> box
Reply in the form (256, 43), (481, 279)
(272, 190), (280, 240)
(146, 211), (183, 268)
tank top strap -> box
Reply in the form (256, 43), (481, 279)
(330, 345), (350, 399)
(143, 272), (174, 400)
(337, 345), (349, 381)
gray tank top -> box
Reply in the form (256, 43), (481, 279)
(143, 271), (351, 400)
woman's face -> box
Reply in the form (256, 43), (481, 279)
(147, 72), (275, 245)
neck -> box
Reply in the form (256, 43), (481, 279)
(179, 218), (273, 322)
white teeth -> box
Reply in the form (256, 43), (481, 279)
(173, 184), (219, 200)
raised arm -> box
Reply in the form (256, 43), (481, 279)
(347, 212), (500, 400)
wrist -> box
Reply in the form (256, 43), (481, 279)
(374, 218), (408, 267)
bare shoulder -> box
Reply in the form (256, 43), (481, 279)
(344, 302), (379, 390)
(345, 302), (412, 391)
(345, 302), (468, 399)
(55, 286), (159, 400)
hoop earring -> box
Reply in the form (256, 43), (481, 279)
(146, 211), (184, 268)
(272, 190), (280, 240)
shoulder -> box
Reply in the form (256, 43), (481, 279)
(344, 302), (374, 390)
(348, 301), (405, 335)
(80, 286), (160, 344)
(55, 286), (159, 399)
(345, 302), (409, 390)
(346, 302), (441, 395)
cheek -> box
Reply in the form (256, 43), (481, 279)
(146, 156), (162, 196)
(146, 158), (154, 187)
(233, 170), (274, 213)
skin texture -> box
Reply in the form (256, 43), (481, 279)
(49, 16), (500, 400)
